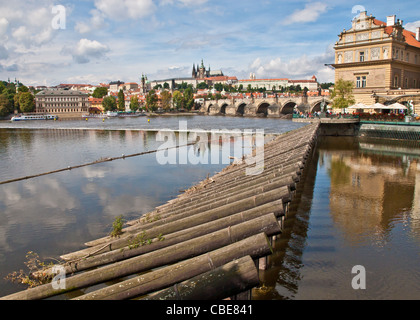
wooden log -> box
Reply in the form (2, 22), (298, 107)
(125, 166), (299, 228)
(120, 173), (296, 234)
(77, 185), (290, 253)
(144, 255), (259, 300)
(39, 211), (283, 276)
(148, 137), (312, 209)
(72, 233), (272, 300)
(62, 197), (286, 261)
(2, 219), (278, 300)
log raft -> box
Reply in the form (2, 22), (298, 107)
(0, 123), (320, 300)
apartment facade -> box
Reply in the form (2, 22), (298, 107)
(333, 11), (420, 110)
(35, 89), (90, 115)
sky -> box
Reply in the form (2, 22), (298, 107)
(0, 0), (419, 87)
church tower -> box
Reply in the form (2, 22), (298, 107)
(198, 59), (206, 79)
(192, 64), (197, 78)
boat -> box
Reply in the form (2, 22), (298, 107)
(82, 114), (106, 119)
(106, 111), (145, 118)
(11, 114), (58, 121)
(106, 111), (119, 117)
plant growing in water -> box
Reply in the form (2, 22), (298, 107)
(110, 215), (125, 238)
(4, 251), (56, 288)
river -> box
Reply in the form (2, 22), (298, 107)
(0, 115), (419, 299)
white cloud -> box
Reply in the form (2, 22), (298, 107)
(75, 9), (107, 34)
(0, 17), (9, 37)
(405, 20), (420, 33)
(249, 45), (335, 83)
(283, 2), (328, 25)
(64, 38), (110, 64)
(94, 0), (156, 20)
(160, 0), (208, 6)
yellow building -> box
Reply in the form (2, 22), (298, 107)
(333, 11), (420, 113)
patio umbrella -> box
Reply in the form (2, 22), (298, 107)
(368, 103), (387, 109)
(348, 102), (367, 109)
(388, 102), (407, 109)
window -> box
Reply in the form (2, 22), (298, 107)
(414, 79), (417, 88)
(394, 76), (399, 88)
(406, 53), (409, 62)
(359, 51), (365, 62)
(415, 55), (418, 64)
(356, 76), (367, 88)
(405, 78), (408, 88)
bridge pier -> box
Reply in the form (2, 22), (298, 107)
(267, 104), (281, 118)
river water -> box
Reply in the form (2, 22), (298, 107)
(0, 115), (419, 299)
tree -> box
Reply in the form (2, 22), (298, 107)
(102, 96), (117, 111)
(117, 89), (125, 111)
(18, 85), (29, 93)
(183, 87), (194, 110)
(92, 87), (108, 98)
(163, 82), (170, 90)
(146, 89), (158, 111)
(172, 90), (183, 110)
(129, 95), (139, 112)
(2, 87), (15, 113)
(320, 82), (334, 89)
(160, 90), (172, 110)
(197, 82), (208, 90)
(214, 83), (224, 92)
(19, 92), (35, 113)
(331, 78), (355, 109)
(0, 94), (11, 117)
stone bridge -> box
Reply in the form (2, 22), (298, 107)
(199, 96), (331, 117)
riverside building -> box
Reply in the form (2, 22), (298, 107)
(333, 11), (420, 112)
(35, 89), (90, 116)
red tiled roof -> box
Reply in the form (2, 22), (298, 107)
(239, 78), (289, 82)
(288, 80), (317, 83)
(204, 76), (237, 81)
(373, 18), (420, 48)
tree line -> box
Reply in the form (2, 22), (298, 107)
(0, 81), (38, 117)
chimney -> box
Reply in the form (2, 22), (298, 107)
(387, 15), (396, 26)
(417, 27), (420, 42)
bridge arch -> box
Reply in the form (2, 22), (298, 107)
(280, 100), (298, 114)
(236, 102), (247, 116)
(220, 103), (229, 115)
(310, 99), (331, 113)
(256, 102), (270, 117)
(207, 103), (220, 114)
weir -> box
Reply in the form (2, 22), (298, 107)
(0, 123), (320, 301)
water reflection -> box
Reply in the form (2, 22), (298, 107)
(0, 127), (252, 296)
(255, 136), (420, 300)
(327, 139), (419, 247)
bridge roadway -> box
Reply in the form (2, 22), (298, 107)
(1, 123), (320, 301)
(200, 96), (332, 117)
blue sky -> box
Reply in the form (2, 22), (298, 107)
(0, 0), (419, 86)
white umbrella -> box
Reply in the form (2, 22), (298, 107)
(348, 102), (367, 109)
(388, 102), (407, 109)
(368, 103), (387, 109)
